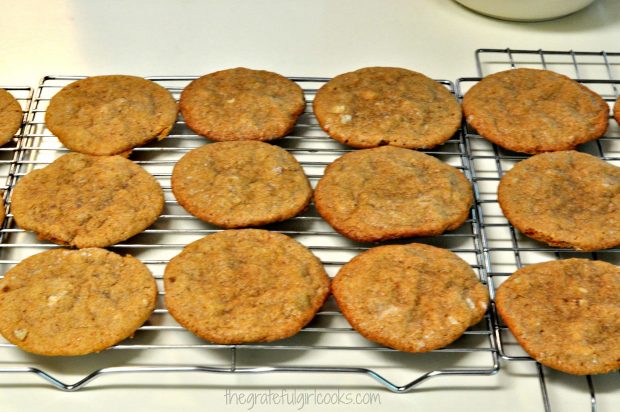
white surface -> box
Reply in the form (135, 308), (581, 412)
(1, 0), (620, 85)
(0, 1), (619, 411)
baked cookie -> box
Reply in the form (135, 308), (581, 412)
(179, 68), (305, 141)
(46, 75), (178, 155)
(496, 259), (620, 375)
(11, 153), (164, 248)
(0, 88), (22, 146)
(614, 96), (620, 126)
(498, 151), (620, 251)
(313, 67), (462, 149)
(172, 141), (311, 228)
(332, 243), (488, 352)
(314, 146), (473, 242)
(164, 229), (330, 344)
(0, 248), (157, 356)
(462, 68), (609, 154)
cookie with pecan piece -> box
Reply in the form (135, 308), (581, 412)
(46, 75), (178, 155)
(0, 248), (157, 356)
(314, 146), (473, 242)
(180, 68), (305, 141)
(172, 141), (311, 227)
(332, 243), (489, 352)
(498, 151), (620, 251)
(463, 68), (608, 153)
(164, 229), (330, 344)
(496, 259), (620, 375)
(313, 67), (462, 149)
(11, 153), (164, 248)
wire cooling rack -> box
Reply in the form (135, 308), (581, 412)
(0, 75), (498, 392)
(0, 86), (32, 226)
(458, 48), (620, 412)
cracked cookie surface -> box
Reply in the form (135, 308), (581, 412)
(496, 259), (620, 375)
(0, 248), (157, 356)
(463, 68), (609, 154)
(0, 88), (22, 146)
(312, 67), (462, 149)
(498, 151), (620, 251)
(11, 153), (164, 248)
(46, 75), (178, 155)
(164, 229), (330, 344)
(172, 141), (311, 228)
(180, 68), (305, 141)
(314, 146), (473, 242)
(332, 243), (489, 352)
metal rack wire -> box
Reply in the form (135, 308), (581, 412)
(0, 86), (32, 233)
(458, 48), (620, 412)
(0, 76), (498, 392)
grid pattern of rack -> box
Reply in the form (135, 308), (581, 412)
(0, 86), (32, 225)
(458, 48), (620, 412)
(0, 76), (498, 392)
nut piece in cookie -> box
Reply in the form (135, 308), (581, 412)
(46, 75), (178, 155)
(164, 229), (330, 344)
(0, 88), (22, 147)
(495, 259), (620, 375)
(498, 151), (620, 251)
(179, 68), (305, 141)
(172, 141), (312, 228)
(314, 146), (473, 242)
(332, 243), (489, 352)
(462, 68), (609, 154)
(0, 248), (157, 356)
(11, 153), (164, 248)
(313, 67), (462, 149)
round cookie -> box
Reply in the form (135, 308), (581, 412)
(45, 75), (178, 156)
(179, 68), (305, 141)
(0, 248), (157, 356)
(462, 68), (609, 154)
(313, 67), (462, 149)
(11, 153), (164, 248)
(164, 229), (330, 344)
(496, 259), (620, 375)
(498, 151), (620, 251)
(332, 243), (489, 352)
(0, 88), (22, 146)
(313, 146), (473, 242)
(614, 95), (620, 126)
(172, 141), (311, 228)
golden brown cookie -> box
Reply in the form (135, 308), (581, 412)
(313, 67), (462, 149)
(314, 146), (473, 242)
(164, 229), (330, 344)
(332, 243), (488, 352)
(462, 68), (609, 154)
(0, 248), (157, 356)
(0, 88), (22, 146)
(614, 96), (620, 126)
(179, 68), (305, 141)
(172, 141), (311, 228)
(496, 259), (620, 375)
(498, 151), (620, 251)
(45, 75), (178, 155)
(11, 153), (164, 248)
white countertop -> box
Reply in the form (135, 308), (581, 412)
(0, 1), (619, 411)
